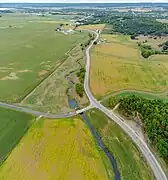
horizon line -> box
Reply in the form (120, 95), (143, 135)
(1, 2), (168, 3)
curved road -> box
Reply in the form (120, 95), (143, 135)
(0, 29), (167, 180)
(84, 30), (167, 180)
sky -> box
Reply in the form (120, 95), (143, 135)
(2, 0), (168, 3)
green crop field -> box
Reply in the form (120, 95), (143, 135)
(0, 14), (88, 102)
(87, 109), (154, 180)
(0, 117), (112, 180)
(0, 107), (34, 165)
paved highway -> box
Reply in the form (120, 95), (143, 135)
(84, 30), (167, 180)
(0, 29), (167, 180)
(0, 102), (76, 118)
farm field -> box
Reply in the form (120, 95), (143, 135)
(0, 107), (34, 165)
(86, 109), (154, 180)
(0, 117), (111, 180)
(21, 44), (89, 114)
(136, 35), (168, 50)
(0, 14), (88, 102)
(90, 34), (168, 98)
(77, 24), (106, 31)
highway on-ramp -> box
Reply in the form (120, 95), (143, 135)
(84, 30), (167, 180)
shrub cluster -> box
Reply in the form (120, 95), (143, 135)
(138, 42), (161, 58)
(75, 68), (86, 97)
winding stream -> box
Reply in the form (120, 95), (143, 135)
(65, 72), (120, 180)
(65, 70), (79, 109)
(81, 113), (120, 180)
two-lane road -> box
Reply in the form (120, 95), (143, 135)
(0, 102), (76, 118)
(84, 30), (167, 180)
(0, 29), (167, 180)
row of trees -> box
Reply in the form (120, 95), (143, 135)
(76, 67), (85, 84)
(75, 33), (95, 98)
(75, 68), (86, 97)
(80, 33), (95, 51)
(116, 95), (168, 161)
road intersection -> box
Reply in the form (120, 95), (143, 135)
(84, 30), (167, 180)
(0, 30), (167, 180)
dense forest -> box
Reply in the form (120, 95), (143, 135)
(114, 95), (168, 162)
(110, 17), (168, 36)
(91, 13), (168, 36)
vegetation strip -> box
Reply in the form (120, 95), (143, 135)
(80, 113), (120, 180)
(86, 109), (155, 180)
(101, 89), (168, 103)
(0, 107), (34, 165)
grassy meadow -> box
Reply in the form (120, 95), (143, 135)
(87, 109), (154, 180)
(21, 38), (89, 114)
(137, 35), (168, 51)
(0, 117), (111, 180)
(0, 14), (87, 102)
(102, 90), (168, 108)
(90, 34), (168, 98)
(0, 107), (34, 165)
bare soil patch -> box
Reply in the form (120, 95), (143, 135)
(38, 70), (48, 77)
(0, 72), (19, 80)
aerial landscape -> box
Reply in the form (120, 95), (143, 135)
(0, 1), (168, 180)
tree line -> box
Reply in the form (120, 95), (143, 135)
(111, 95), (168, 162)
(75, 68), (85, 97)
(90, 13), (168, 37)
(75, 33), (95, 98)
(111, 17), (168, 36)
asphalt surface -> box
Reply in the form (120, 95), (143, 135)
(84, 30), (167, 180)
(0, 102), (76, 118)
(0, 29), (167, 180)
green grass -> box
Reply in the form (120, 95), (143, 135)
(101, 90), (168, 107)
(115, 91), (168, 101)
(0, 107), (34, 165)
(102, 24), (113, 34)
(0, 14), (88, 102)
(99, 151), (114, 179)
(21, 45), (89, 114)
(86, 109), (154, 180)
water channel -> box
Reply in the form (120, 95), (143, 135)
(66, 73), (120, 180)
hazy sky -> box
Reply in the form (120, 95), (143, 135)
(2, 0), (168, 3)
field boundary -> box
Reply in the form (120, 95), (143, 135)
(0, 115), (36, 166)
(20, 43), (80, 104)
(99, 88), (168, 102)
